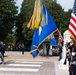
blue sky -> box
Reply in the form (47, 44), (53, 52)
(15, 0), (23, 13)
(16, 0), (75, 13)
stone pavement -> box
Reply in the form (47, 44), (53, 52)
(0, 51), (69, 75)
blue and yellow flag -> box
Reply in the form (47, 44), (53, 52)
(50, 34), (58, 46)
(30, 29), (39, 57)
(28, 0), (58, 58)
(27, 0), (42, 29)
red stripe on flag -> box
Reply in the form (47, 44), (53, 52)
(69, 22), (76, 30)
(68, 0), (76, 41)
(70, 15), (76, 23)
(68, 28), (76, 39)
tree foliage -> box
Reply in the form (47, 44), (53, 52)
(15, 0), (35, 44)
(61, 10), (71, 33)
(0, 0), (18, 41)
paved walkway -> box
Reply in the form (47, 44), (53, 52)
(0, 51), (69, 75)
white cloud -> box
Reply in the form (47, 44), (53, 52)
(57, 0), (74, 11)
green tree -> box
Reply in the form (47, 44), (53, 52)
(61, 10), (71, 33)
(0, 0), (18, 41)
(45, 2), (64, 30)
(15, 0), (35, 44)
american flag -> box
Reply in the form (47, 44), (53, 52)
(68, 0), (76, 40)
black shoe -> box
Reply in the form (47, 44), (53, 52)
(58, 59), (60, 61)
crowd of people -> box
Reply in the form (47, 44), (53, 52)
(64, 39), (76, 75)
(57, 37), (76, 75)
(0, 39), (76, 75)
(0, 42), (25, 64)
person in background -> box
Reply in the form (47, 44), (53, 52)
(46, 43), (50, 56)
(58, 43), (62, 61)
(69, 54), (76, 75)
(21, 44), (25, 55)
(68, 40), (75, 65)
(11, 44), (15, 51)
(0, 41), (6, 64)
(18, 44), (21, 51)
(68, 40), (75, 75)
(8, 45), (11, 51)
(64, 42), (70, 64)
